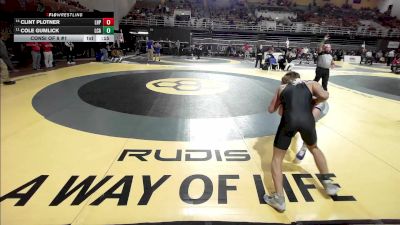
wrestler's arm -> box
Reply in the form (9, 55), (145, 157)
(311, 81), (329, 103)
(268, 87), (282, 113)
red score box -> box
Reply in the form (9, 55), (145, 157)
(102, 18), (114, 26)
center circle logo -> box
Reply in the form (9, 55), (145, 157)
(146, 78), (229, 95)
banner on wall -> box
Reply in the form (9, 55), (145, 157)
(344, 55), (361, 63)
(387, 41), (400, 49)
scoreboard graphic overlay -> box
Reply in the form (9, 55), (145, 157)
(13, 12), (114, 42)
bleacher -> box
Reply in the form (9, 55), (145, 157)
(191, 31), (378, 52)
(0, 0), (88, 12)
(121, 0), (400, 39)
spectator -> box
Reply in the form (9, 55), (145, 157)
(243, 43), (250, 59)
(42, 42), (53, 68)
(0, 33), (16, 85)
(37, 2), (45, 12)
(153, 41), (161, 61)
(175, 40), (180, 56)
(265, 54), (278, 70)
(376, 50), (383, 62)
(255, 44), (264, 68)
(195, 44), (202, 59)
(65, 42), (75, 64)
(365, 49), (373, 65)
(100, 46), (108, 61)
(27, 42), (41, 70)
(146, 38), (154, 61)
(390, 54), (400, 72)
(387, 49), (395, 66)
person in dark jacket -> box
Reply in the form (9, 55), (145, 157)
(0, 34), (17, 85)
(255, 45), (264, 68)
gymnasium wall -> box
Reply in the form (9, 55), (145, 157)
(149, 27), (191, 43)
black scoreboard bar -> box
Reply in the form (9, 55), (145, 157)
(14, 12), (115, 42)
(14, 26), (104, 34)
(14, 18), (106, 26)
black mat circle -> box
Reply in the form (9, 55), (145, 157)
(32, 70), (281, 141)
(330, 75), (400, 101)
(78, 72), (272, 118)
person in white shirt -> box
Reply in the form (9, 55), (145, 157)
(175, 40), (180, 56)
(387, 50), (395, 66)
(365, 50), (373, 65)
(313, 35), (334, 91)
(42, 42), (53, 68)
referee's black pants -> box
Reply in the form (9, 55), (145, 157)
(314, 67), (330, 91)
(255, 55), (263, 68)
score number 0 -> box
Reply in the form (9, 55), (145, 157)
(103, 18), (114, 26)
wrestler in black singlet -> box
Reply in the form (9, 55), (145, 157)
(273, 82), (317, 150)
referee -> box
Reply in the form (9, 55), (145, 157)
(314, 34), (334, 91)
